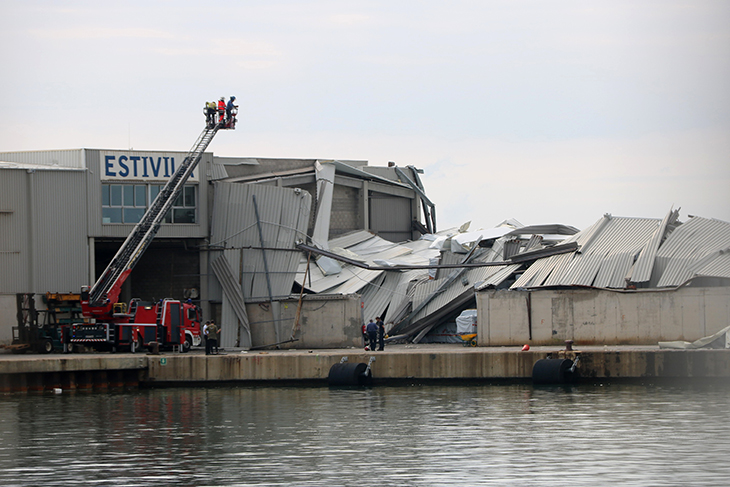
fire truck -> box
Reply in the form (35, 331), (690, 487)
(70, 104), (238, 353)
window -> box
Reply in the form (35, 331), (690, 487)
(102, 184), (196, 224)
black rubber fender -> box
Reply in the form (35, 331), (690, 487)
(532, 358), (577, 384)
(328, 362), (373, 386)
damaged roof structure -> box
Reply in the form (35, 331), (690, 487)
(293, 209), (730, 344)
(207, 155), (729, 348)
(207, 158), (436, 348)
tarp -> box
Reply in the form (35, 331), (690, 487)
(455, 309), (478, 335)
(658, 325), (730, 349)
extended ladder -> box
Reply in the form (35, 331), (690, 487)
(89, 123), (225, 306)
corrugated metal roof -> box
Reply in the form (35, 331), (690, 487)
(655, 217), (730, 287)
(689, 248), (730, 279)
(411, 265), (502, 323)
(0, 149), (85, 168)
(513, 215), (660, 289)
(475, 264), (522, 290)
(630, 208), (679, 284)
(383, 271), (429, 325)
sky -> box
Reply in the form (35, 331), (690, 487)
(1, 1), (729, 232)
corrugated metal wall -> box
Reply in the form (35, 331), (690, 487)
(0, 168), (88, 294)
(0, 170), (30, 292)
(370, 194), (412, 243)
(209, 182), (312, 347)
(33, 170), (89, 292)
(210, 182), (312, 300)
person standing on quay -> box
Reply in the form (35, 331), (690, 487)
(207, 321), (220, 355)
(204, 321), (211, 355)
(376, 317), (385, 351)
(366, 318), (378, 352)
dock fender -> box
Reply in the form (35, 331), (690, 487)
(328, 362), (373, 386)
(532, 358), (579, 384)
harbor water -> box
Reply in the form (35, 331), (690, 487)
(1, 381), (729, 486)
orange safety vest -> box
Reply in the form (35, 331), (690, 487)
(218, 100), (225, 111)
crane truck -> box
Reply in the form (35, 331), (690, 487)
(69, 104), (238, 353)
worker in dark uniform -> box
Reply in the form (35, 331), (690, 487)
(226, 96), (237, 126)
(376, 317), (385, 351)
(366, 319), (378, 352)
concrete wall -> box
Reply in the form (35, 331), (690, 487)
(244, 294), (364, 349)
(477, 286), (730, 346)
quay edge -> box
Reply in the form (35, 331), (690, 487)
(1, 346), (729, 392)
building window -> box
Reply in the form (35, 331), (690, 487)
(103, 184), (196, 224)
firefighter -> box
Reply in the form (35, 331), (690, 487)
(217, 97), (226, 123)
(226, 96), (237, 125)
(204, 101), (217, 128)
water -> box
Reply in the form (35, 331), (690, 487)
(1, 381), (729, 486)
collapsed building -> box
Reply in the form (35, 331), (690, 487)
(2, 146), (728, 349)
(295, 209), (730, 347)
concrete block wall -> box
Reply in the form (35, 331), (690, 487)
(245, 294), (364, 349)
(476, 286), (730, 346)
(329, 185), (360, 238)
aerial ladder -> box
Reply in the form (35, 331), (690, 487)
(81, 105), (237, 324)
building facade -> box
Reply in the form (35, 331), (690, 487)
(0, 149), (427, 345)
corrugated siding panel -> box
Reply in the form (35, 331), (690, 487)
(0, 150), (84, 168)
(210, 182), (312, 300)
(411, 266), (499, 323)
(370, 195), (412, 243)
(691, 250), (730, 279)
(631, 209), (677, 283)
(32, 171), (88, 293)
(655, 217), (730, 287)
(328, 230), (376, 249)
(515, 216), (659, 289)
(0, 170), (30, 292)
(475, 264), (521, 290)
(0, 168), (88, 294)
(383, 271), (428, 324)
(358, 273), (388, 322)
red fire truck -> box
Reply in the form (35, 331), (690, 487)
(70, 105), (237, 353)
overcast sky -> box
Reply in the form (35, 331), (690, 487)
(1, 1), (728, 231)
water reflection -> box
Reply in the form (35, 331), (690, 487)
(1, 382), (729, 486)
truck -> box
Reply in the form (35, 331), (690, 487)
(68, 104), (238, 353)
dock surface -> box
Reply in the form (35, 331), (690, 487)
(1, 344), (728, 392)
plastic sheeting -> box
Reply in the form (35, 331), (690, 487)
(455, 309), (478, 335)
(659, 325), (730, 349)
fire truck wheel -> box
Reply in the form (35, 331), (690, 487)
(183, 335), (192, 353)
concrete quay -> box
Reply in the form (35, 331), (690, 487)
(1, 344), (728, 392)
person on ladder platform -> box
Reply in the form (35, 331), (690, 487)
(204, 101), (217, 129)
(217, 97), (226, 123)
(225, 96), (237, 128)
